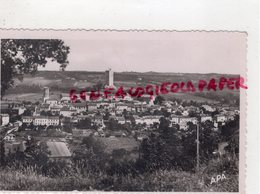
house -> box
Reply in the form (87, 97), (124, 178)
(0, 114), (9, 126)
(201, 114), (213, 122)
(71, 102), (87, 113)
(34, 116), (60, 126)
(60, 106), (77, 117)
(33, 107), (41, 116)
(142, 115), (161, 125)
(50, 106), (61, 115)
(214, 114), (227, 123)
(170, 114), (182, 124)
(12, 106), (26, 115)
(115, 116), (125, 124)
(182, 110), (189, 116)
(134, 104), (145, 113)
(45, 98), (58, 106)
(23, 116), (59, 126)
(179, 117), (197, 125)
(171, 114), (198, 126)
(39, 103), (50, 112)
(22, 116), (34, 124)
(46, 141), (72, 162)
(87, 102), (98, 112)
(125, 119), (131, 124)
(60, 94), (71, 104)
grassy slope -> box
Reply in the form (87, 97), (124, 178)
(0, 167), (238, 191)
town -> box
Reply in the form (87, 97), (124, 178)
(0, 69), (240, 164)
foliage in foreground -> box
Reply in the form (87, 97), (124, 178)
(0, 162), (238, 192)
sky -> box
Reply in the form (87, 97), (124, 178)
(39, 31), (247, 74)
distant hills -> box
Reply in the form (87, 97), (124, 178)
(9, 70), (238, 90)
(4, 70), (239, 104)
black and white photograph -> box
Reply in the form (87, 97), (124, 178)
(0, 31), (247, 192)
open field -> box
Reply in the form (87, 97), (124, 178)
(3, 93), (43, 102)
(98, 137), (139, 154)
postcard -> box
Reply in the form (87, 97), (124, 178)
(0, 30), (248, 193)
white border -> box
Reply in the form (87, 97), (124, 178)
(0, 0), (259, 193)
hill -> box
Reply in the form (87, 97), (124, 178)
(4, 70), (239, 103)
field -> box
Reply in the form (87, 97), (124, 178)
(3, 70), (240, 103)
(46, 141), (71, 158)
(3, 93), (43, 102)
(98, 137), (139, 154)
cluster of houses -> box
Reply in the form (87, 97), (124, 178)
(1, 89), (239, 133)
(0, 88), (239, 161)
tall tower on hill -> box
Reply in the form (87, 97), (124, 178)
(43, 87), (49, 102)
(105, 68), (114, 87)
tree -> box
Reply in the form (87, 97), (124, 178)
(139, 117), (183, 171)
(82, 136), (105, 155)
(22, 109), (32, 116)
(103, 111), (111, 120)
(175, 110), (182, 115)
(0, 140), (5, 166)
(107, 118), (120, 131)
(220, 115), (239, 155)
(199, 121), (220, 161)
(1, 39), (70, 97)
(154, 95), (165, 105)
(77, 118), (92, 129)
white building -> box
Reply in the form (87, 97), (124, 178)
(214, 114), (228, 123)
(170, 114), (197, 125)
(72, 102), (87, 113)
(142, 116), (161, 125)
(22, 116), (59, 126)
(45, 98), (58, 106)
(22, 116), (34, 124)
(12, 107), (26, 115)
(133, 115), (161, 125)
(105, 68), (114, 87)
(34, 116), (59, 126)
(179, 117), (198, 125)
(0, 114), (10, 126)
(201, 115), (213, 122)
(60, 106), (77, 117)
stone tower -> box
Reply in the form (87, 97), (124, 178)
(105, 68), (114, 87)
